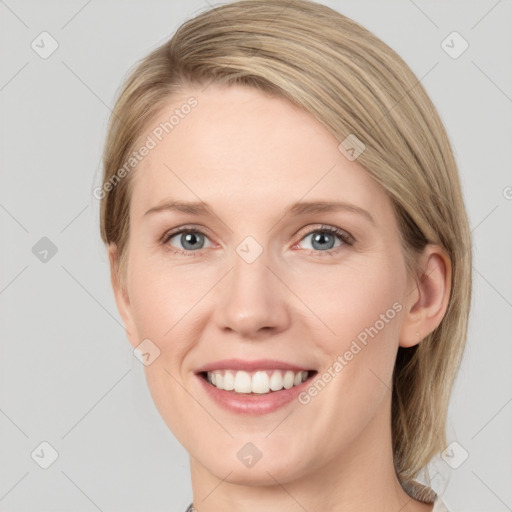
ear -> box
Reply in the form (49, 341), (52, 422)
(399, 244), (452, 348)
(108, 244), (139, 348)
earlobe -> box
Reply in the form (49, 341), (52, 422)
(108, 244), (138, 348)
(399, 245), (452, 348)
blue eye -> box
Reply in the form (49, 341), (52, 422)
(162, 224), (353, 257)
(163, 228), (212, 255)
(296, 225), (353, 256)
(311, 232), (337, 250)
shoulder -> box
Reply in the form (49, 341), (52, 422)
(400, 478), (452, 512)
(432, 496), (451, 512)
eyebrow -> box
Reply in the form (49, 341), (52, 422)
(144, 199), (375, 225)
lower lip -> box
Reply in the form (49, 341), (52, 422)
(196, 373), (314, 415)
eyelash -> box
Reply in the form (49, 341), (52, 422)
(161, 224), (354, 258)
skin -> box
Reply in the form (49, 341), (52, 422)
(109, 84), (451, 512)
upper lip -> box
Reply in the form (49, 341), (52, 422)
(195, 358), (313, 373)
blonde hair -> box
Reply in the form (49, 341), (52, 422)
(100, 0), (472, 494)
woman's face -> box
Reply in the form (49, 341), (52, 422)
(113, 84), (417, 485)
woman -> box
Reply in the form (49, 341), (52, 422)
(99, 1), (472, 510)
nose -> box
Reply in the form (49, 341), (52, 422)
(212, 247), (291, 339)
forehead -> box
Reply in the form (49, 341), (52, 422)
(129, 84), (390, 221)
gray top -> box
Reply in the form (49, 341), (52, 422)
(185, 495), (451, 511)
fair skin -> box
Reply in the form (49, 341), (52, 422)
(109, 84), (451, 512)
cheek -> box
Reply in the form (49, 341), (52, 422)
(293, 256), (406, 417)
(293, 255), (406, 426)
(293, 254), (406, 356)
(126, 252), (208, 444)
(126, 247), (214, 350)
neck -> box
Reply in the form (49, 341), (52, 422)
(188, 394), (433, 512)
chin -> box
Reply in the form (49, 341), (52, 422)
(194, 441), (311, 487)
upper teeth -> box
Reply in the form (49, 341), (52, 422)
(206, 370), (308, 394)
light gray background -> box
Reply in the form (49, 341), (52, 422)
(1, 1), (511, 511)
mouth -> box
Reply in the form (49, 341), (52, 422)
(198, 368), (318, 395)
(194, 358), (318, 414)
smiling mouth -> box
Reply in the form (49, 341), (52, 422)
(199, 369), (318, 395)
